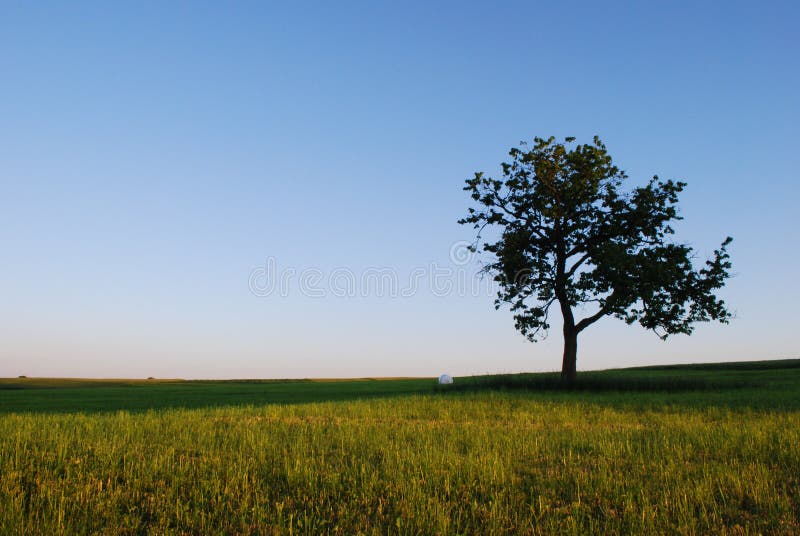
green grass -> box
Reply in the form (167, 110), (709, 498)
(0, 376), (434, 414)
(1, 359), (799, 534)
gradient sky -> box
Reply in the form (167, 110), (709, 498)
(1, 1), (798, 378)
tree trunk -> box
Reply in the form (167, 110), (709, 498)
(561, 328), (578, 382)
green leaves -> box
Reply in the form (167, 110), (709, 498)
(460, 135), (733, 348)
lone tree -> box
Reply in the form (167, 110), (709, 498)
(460, 136), (732, 381)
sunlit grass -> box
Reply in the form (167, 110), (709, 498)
(1, 361), (798, 534)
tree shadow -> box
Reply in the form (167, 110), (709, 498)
(2, 359), (798, 415)
(435, 360), (800, 412)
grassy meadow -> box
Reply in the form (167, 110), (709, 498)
(1, 360), (799, 534)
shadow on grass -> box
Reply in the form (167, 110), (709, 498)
(433, 360), (800, 412)
(2, 359), (798, 415)
(0, 378), (435, 415)
(438, 372), (755, 394)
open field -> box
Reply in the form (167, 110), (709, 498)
(1, 360), (799, 534)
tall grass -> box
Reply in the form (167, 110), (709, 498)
(1, 389), (799, 534)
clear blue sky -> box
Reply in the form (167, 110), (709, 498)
(1, 1), (798, 378)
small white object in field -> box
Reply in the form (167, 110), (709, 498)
(438, 374), (454, 385)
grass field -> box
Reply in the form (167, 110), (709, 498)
(1, 360), (799, 534)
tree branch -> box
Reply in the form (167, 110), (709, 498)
(575, 290), (619, 332)
(565, 251), (592, 278)
(490, 190), (549, 241)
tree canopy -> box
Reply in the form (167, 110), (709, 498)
(459, 136), (733, 380)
